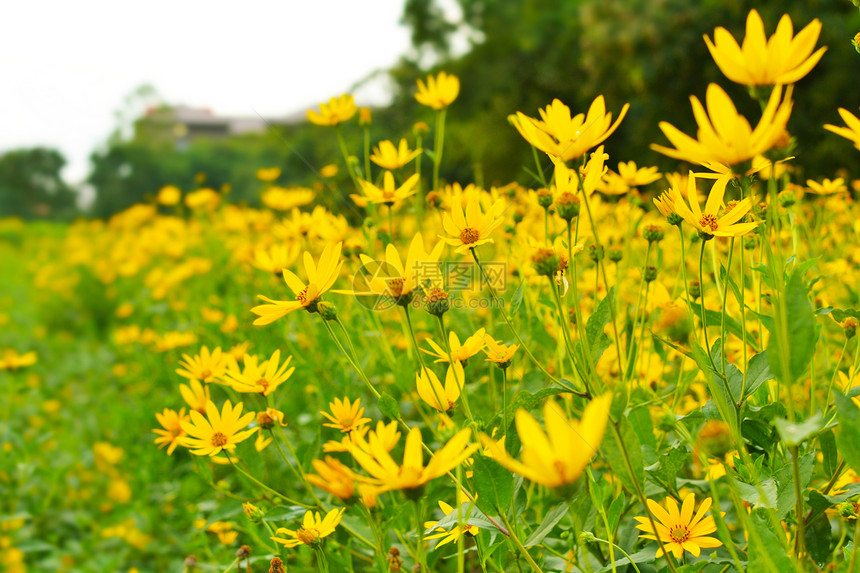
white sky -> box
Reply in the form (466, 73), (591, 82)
(0, 0), (415, 183)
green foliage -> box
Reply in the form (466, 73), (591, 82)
(0, 147), (78, 220)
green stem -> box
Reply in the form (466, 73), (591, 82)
(698, 239), (718, 372)
(321, 318), (380, 400)
(437, 314), (475, 421)
(591, 538), (642, 573)
(625, 242), (652, 383)
(225, 452), (311, 508)
(500, 514), (546, 573)
(432, 108), (447, 193)
(336, 126), (360, 191)
(719, 238), (735, 376)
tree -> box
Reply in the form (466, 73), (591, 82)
(0, 147), (78, 219)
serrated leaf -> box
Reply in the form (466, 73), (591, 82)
(472, 456), (514, 515)
(584, 285), (614, 364)
(524, 502), (569, 547)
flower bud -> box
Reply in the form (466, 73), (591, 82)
(578, 531), (596, 544)
(643, 225), (664, 244)
(644, 265), (658, 282)
(555, 192), (581, 220)
(317, 301), (338, 321)
(843, 317), (860, 339)
(537, 189), (554, 209)
(689, 279), (701, 301)
(424, 288), (450, 317)
(778, 190), (796, 208)
(667, 212), (683, 226)
(588, 244), (604, 263)
(532, 247), (562, 277)
(607, 247), (623, 263)
(243, 502), (264, 523)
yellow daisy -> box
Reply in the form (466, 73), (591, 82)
(178, 400), (256, 457)
(634, 493), (722, 559)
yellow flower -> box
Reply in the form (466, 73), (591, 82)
(321, 397), (372, 433)
(176, 346), (226, 383)
(185, 188), (220, 210)
(223, 350), (295, 396)
(424, 499), (480, 548)
(370, 138), (422, 170)
(307, 94), (357, 126)
(260, 186), (315, 211)
(305, 456), (359, 500)
(256, 167), (281, 182)
(153, 408), (189, 455)
(347, 232), (445, 302)
(0, 349), (37, 370)
(440, 196), (506, 254)
(634, 493), (722, 559)
(482, 335), (519, 365)
(320, 163), (339, 178)
(415, 71), (460, 110)
(616, 161), (662, 187)
(251, 241), (301, 275)
(423, 328), (487, 363)
(652, 84), (793, 173)
(352, 171), (420, 207)
(272, 508), (345, 548)
(178, 400), (256, 456)
(350, 426), (479, 492)
(251, 242), (343, 325)
(479, 393), (612, 488)
(157, 185), (181, 206)
(416, 363), (464, 413)
(550, 146), (607, 198)
(179, 379), (210, 414)
(670, 172), (758, 238)
(513, 96), (629, 161)
(205, 521), (239, 545)
(653, 191), (676, 219)
(806, 177), (847, 196)
(704, 9), (826, 86)
(824, 108), (860, 151)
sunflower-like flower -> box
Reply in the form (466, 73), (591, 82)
(180, 379), (210, 414)
(440, 196), (506, 254)
(670, 172), (758, 238)
(251, 242), (343, 325)
(272, 508), (345, 548)
(704, 9), (826, 86)
(251, 241), (301, 276)
(424, 497), (481, 549)
(634, 493), (722, 558)
(307, 94), (357, 126)
(550, 147), (607, 198)
(352, 172), (420, 207)
(652, 84), (793, 173)
(153, 407), (189, 455)
(513, 96), (629, 161)
(175, 346), (226, 383)
(305, 457), (359, 500)
(321, 397), (372, 434)
(616, 161), (662, 187)
(423, 329), (487, 363)
(349, 427), (479, 492)
(482, 335), (519, 367)
(0, 349), (37, 370)
(256, 167), (281, 182)
(370, 139), (422, 170)
(416, 363), (464, 413)
(806, 177), (847, 196)
(824, 108), (860, 152)
(260, 186), (315, 211)
(222, 349), (295, 396)
(344, 232), (445, 304)
(178, 400), (256, 457)
(479, 393), (612, 488)
(415, 71), (460, 110)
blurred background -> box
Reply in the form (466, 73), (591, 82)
(2, 0), (858, 221)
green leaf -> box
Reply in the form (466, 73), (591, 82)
(774, 452), (815, 520)
(742, 350), (774, 400)
(834, 391), (860, 475)
(510, 281), (525, 317)
(766, 268), (816, 384)
(805, 508), (832, 566)
(820, 430), (838, 478)
(774, 413), (824, 446)
(645, 444), (689, 491)
(424, 501), (497, 534)
(747, 510), (799, 573)
(831, 308), (860, 323)
(601, 419), (643, 492)
(584, 285), (614, 364)
(472, 456), (514, 515)
(595, 549), (654, 572)
(606, 495), (625, 534)
(524, 502), (569, 547)
(736, 478), (778, 510)
(377, 392), (401, 421)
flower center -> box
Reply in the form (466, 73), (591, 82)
(200, 368), (212, 379)
(256, 378), (269, 389)
(699, 213), (719, 232)
(459, 227), (480, 245)
(386, 277), (405, 297)
(296, 527), (320, 545)
(670, 525), (690, 543)
(297, 286), (309, 304)
(211, 432), (228, 447)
